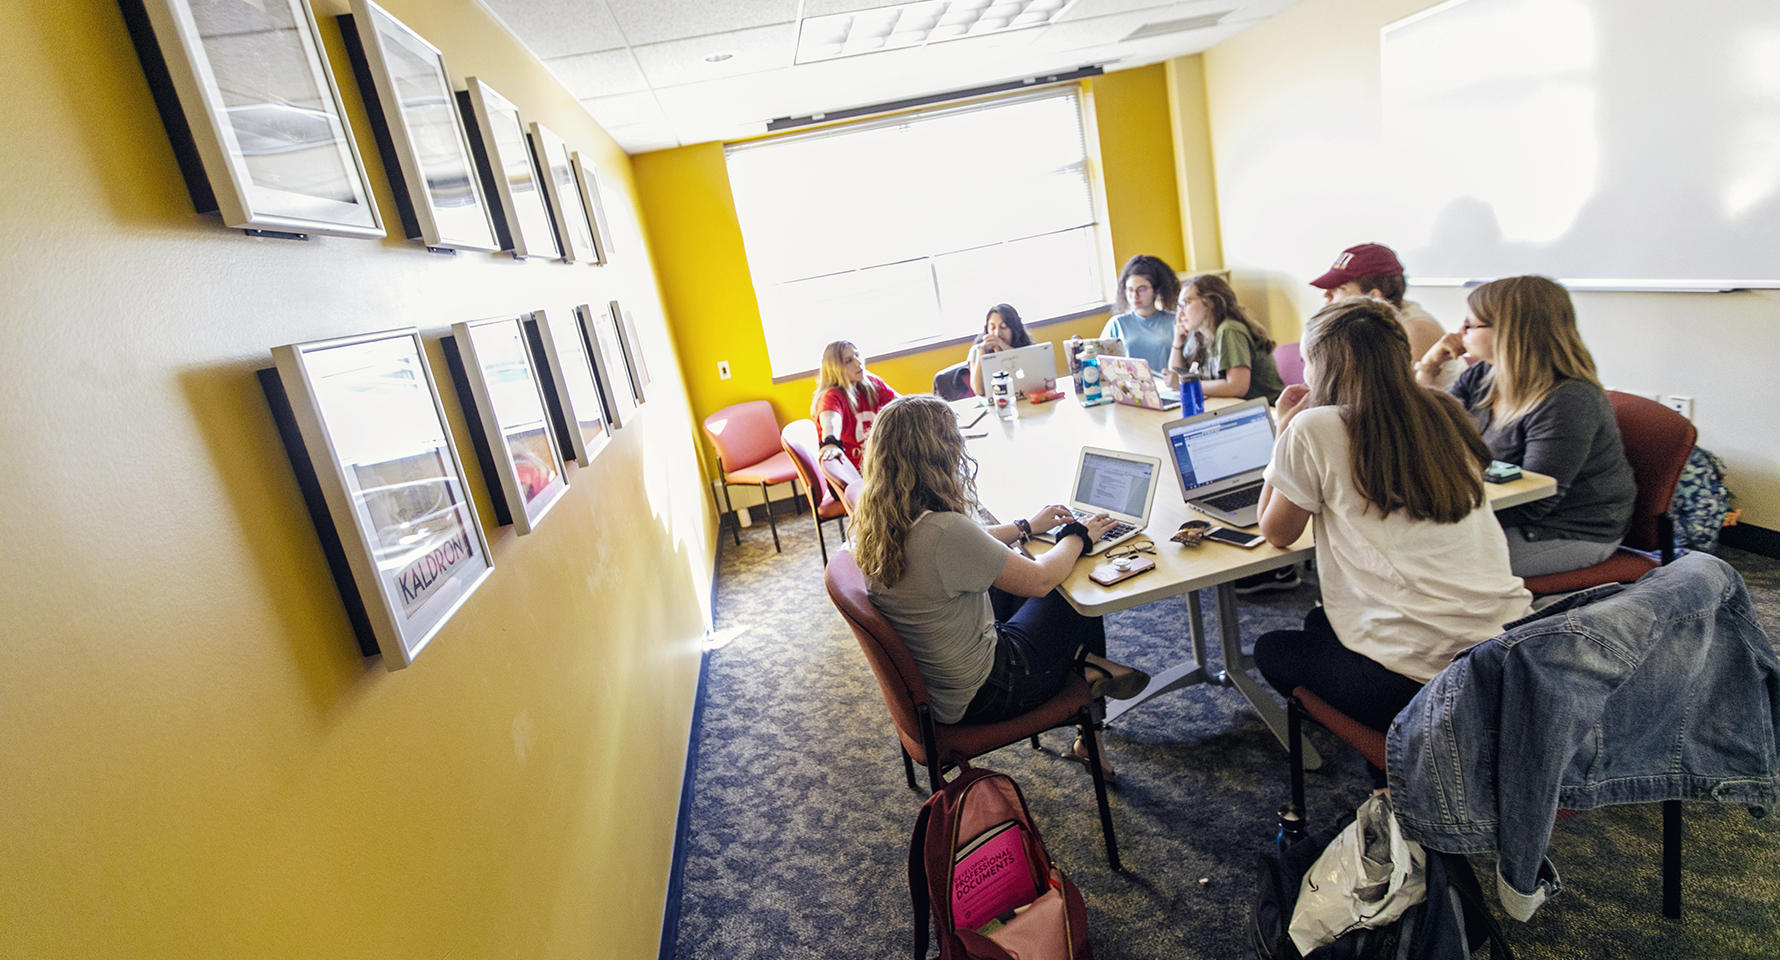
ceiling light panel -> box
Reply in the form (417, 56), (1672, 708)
(796, 0), (1068, 63)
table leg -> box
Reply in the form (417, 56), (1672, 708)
(1213, 583), (1323, 770)
(1103, 590), (1211, 725)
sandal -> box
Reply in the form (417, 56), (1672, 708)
(1061, 737), (1119, 786)
(1082, 663), (1150, 701)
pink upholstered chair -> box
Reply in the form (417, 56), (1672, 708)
(780, 420), (848, 564)
(1274, 341), (1305, 387)
(702, 401), (800, 552)
(818, 452), (864, 517)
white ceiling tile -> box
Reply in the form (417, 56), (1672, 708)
(608, 122), (684, 154)
(581, 91), (667, 128)
(603, 0), (798, 46)
(632, 23), (798, 88)
(801, 0), (917, 16)
(543, 49), (649, 98)
(481, 0), (628, 59)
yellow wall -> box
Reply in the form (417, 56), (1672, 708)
(0, 2), (712, 957)
(634, 64), (1185, 460)
(1198, 0), (1780, 526)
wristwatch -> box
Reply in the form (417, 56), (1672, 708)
(1014, 518), (1032, 543)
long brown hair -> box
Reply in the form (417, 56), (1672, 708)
(1183, 274), (1275, 352)
(852, 395), (982, 586)
(1466, 276), (1600, 425)
(1302, 298), (1491, 523)
(810, 340), (869, 417)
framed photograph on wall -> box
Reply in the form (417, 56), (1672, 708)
(523, 308), (610, 467)
(117, 0), (384, 238)
(441, 316), (569, 534)
(575, 302), (637, 429)
(262, 328), (492, 670)
(611, 301), (649, 404)
(338, 0), (498, 252)
(529, 122), (598, 263)
(459, 78), (561, 260)
(571, 151), (615, 265)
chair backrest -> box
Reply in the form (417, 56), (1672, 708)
(825, 551), (932, 743)
(932, 360), (974, 401)
(780, 419), (834, 512)
(819, 454), (864, 516)
(1274, 341), (1305, 386)
(702, 400), (783, 474)
(1608, 391), (1698, 553)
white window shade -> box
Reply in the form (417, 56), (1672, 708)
(726, 88), (1105, 379)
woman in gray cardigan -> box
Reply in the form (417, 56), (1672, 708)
(1415, 276), (1635, 577)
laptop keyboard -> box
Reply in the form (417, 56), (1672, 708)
(1202, 484), (1262, 512)
(1068, 508), (1135, 542)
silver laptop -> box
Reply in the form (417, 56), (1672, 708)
(978, 342), (1058, 397)
(1162, 397), (1277, 527)
(1032, 446), (1163, 555)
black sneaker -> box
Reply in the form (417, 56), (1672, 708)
(1233, 565), (1301, 594)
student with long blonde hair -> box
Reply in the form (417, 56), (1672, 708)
(812, 340), (897, 470)
(853, 395), (1147, 779)
(1414, 276), (1634, 576)
(1169, 274), (1285, 403)
(1254, 298), (1531, 767)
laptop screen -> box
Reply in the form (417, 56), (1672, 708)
(1075, 452), (1156, 517)
(1166, 404), (1275, 493)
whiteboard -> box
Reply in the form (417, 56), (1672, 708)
(1379, 0), (1780, 290)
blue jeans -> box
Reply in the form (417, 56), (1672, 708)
(959, 588), (1106, 725)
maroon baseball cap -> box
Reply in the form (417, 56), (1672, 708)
(1310, 243), (1405, 289)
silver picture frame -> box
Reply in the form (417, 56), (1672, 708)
(460, 78), (561, 260)
(530, 122), (598, 263)
(523, 308), (611, 467)
(263, 328), (493, 670)
(442, 316), (570, 534)
(571, 151), (615, 265)
(611, 301), (649, 404)
(339, 0), (498, 252)
(119, 0), (385, 238)
(575, 302), (637, 429)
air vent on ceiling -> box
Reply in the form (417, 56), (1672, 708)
(1123, 11), (1232, 41)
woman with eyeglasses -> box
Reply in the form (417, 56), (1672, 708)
(1170, 273), (1286, 403)
(852, 394), (1148, 780)
(1414, 276), (1635, 577)
(1254, 297), (1531, 781)
(1099, 255), (1181, 374)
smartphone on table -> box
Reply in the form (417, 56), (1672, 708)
(1205, 526), (1265, 549)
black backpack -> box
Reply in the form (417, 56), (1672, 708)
(1247, 815), (1513, 960)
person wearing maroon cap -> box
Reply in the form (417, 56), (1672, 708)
(1310, 243), (1445, 364)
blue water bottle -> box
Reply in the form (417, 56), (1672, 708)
(1081, 343), (1104, 406)
(1179, 368), (1204, 416)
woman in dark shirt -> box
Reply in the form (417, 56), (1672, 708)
(1414, 276), (1635, 577)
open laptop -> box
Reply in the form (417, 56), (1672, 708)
(1094, 355), (1181, 411)
(1031, 446), (1163, 555)
(978, 342), (1058, 398)
(1162, 397), (1277, 527)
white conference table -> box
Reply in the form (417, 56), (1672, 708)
(958, 392), (1556, 770)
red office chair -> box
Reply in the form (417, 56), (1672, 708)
(702, 401), (801, 552)
(1274, 341), (1305, 387)
(819, 453), (863, 517)
(824, 550), (1123, 869)
(781, 420), (848, 564)
(1519, 392), (1697, 595)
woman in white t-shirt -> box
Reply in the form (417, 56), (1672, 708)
(853, 395), (1146, 777)
(1253, 298), (1531, 778)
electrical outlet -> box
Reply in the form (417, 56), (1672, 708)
(718, 360), (731, 380)
(1664, 395), (1694, 420)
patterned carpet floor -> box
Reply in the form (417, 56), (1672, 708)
(672, 510), (1780, 959)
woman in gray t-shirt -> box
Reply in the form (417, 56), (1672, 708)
(852, 395), (1147, 774)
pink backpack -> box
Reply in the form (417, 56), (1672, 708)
(909, 763), (1093, 960)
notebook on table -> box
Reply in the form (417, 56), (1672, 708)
(1161, 397), (1277, 527)
(1032, 445), (1163, 555)
(977, 342), (1058, 398)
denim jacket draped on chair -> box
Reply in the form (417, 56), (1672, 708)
(1385, 552), (1780, 920)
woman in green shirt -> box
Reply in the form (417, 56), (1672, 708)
(1170, 274), (1286, 404)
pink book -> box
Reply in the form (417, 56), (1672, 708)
(950, 820), (1039, 931)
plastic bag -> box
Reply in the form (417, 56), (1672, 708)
(1288, 793), (1428, 954)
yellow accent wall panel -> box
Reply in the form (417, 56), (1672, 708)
(0, 1), (712, 957)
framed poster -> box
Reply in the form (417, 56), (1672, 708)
(571, 151), (615, 265)
(117, 0), (384, 239)
(441, 316), (569, 534)
(262, 328), (492, 670)
(459, 78), (560, 260)
(523, 308), (610, 467)
(338, 0), (498, 252)
(611, 301), (649, 404)
(529, 122), (598, 263)
(575, 302), (637, 429)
